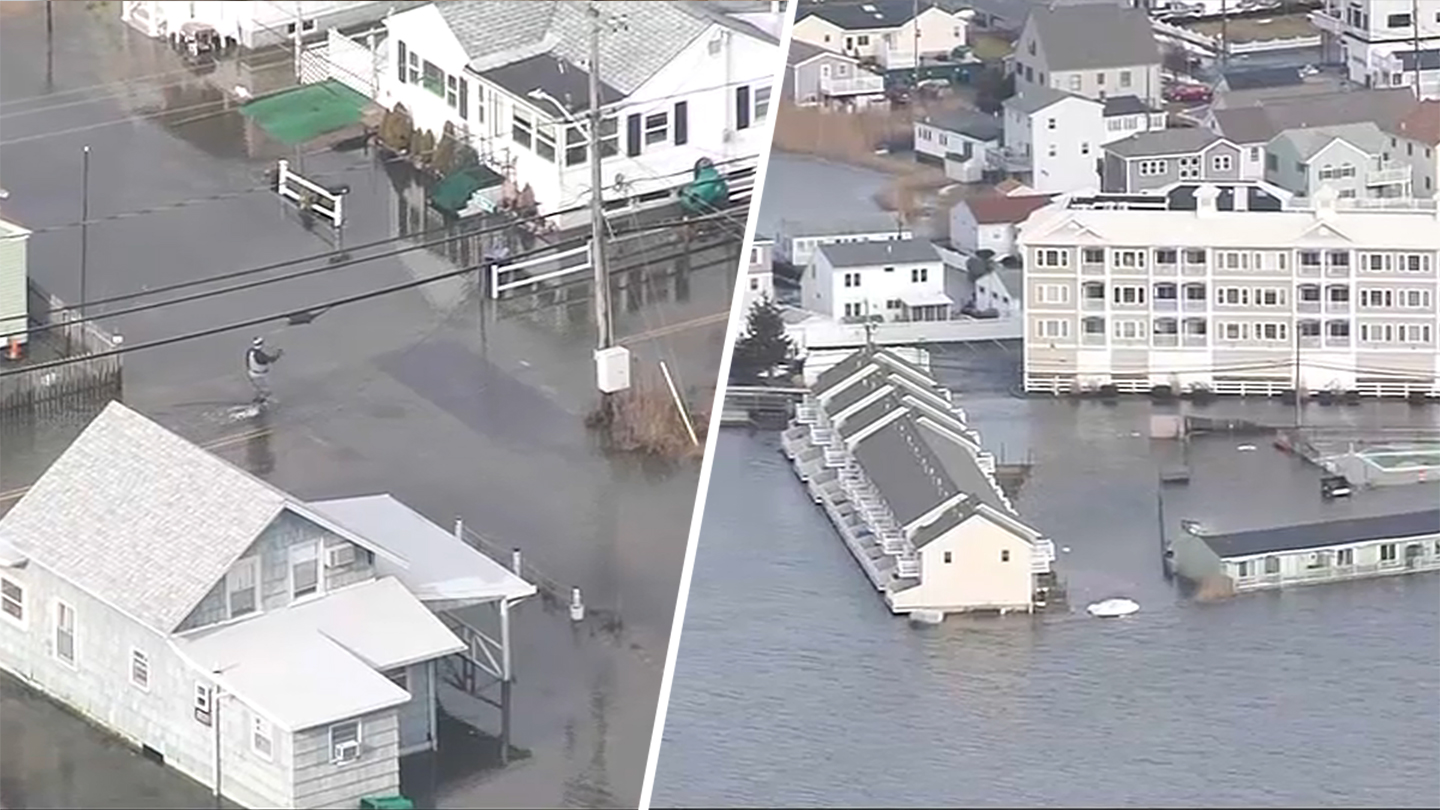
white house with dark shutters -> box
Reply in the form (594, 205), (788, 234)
(377, 0), (780, 215)
(0, 403), (535, 810)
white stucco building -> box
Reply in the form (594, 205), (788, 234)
(376, 0), (780, 214)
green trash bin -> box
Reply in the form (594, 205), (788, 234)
(359, 797), (414, 810)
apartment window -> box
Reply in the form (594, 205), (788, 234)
(1047, 143), (1058, 158)
(1083, 247), (1105, 265)
(1337, 548), (1354, 566)
(911, 267), (929, 283)
(1184, 283), (1207, 301)
(226, 557), (259, 619)
(1299, 319), (1321, 337)
(943, 551), (953, 563)
(644, 112), (669, 145)
(512, 109), (533, 149)
(444, 75), (463, 112)
(1380, 543), (1397, 562)
(1258, 322), (1287, 341)
(1298, 285), (1321, 302)
(1212, 154), (1233, 172)
(54, 601), (76, 666)
(1328, 251), (1350, 268)
(1035, 248), (1069, 268)
(1112, 319), (1145, 339)
(754, 86), (772, 122)
(1153, 317), (1178, 335)
(285, 19), (317, 34)
(1328, 320), (1350, 338)
(130, 649), (150, 691)
(1154, 282), (1177, 300)
(0, 575), (23, 625)
(535, 122), (557, 163)
(749, 278), (759, 291)
(1177, 156), (1200, 180)
(291, 542), (321, 600)
(194, 683), (214, 726)
(1264, 555), (1280, 574)
(674, 100), (689, 146)
(1035, 319), (1071, 339)
(886, 299), (902, 310)
(1327, 285), (1350, 303)
(1114, 249), (1146, 268)
(1249, 146), (1260, 162)
(1068, 75), (1081, 91)
(1403, 254), (1432, 273)
(1299, 250), (1321, 268)
(330, 720), (362, 761)
(1236, 560), (1251, 578)
(1000, 549), (1011, 562)
(843, 272), (861, 288)
(1258, 288), (1284, 306)
(1138, 159), (1166, 177)
(1113, 285), (1146, 304)
(252, 714), (274, 761)
(1404, 289), (1433, 308)
(396, 41), (409, 84)
(597, 116), (619, 158)
(1183, 249), (1206, 266)
(1096, 72), (1105, 86)
(1359, 288), (1394, 308)
(1037, 284), (1070, 304)
(1221, 322), (1244, 341)
(1387, 12), (1412, 27)
(843, 302), (864, 318)
(1119, 70), (1132, 88)
(1082, 316), (1105, 334)
(1402, 324), (1434, 343)
(1154, 249), (1178, 265)
(1216, 287), (1245, 305)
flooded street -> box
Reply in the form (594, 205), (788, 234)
(0, 4), (736, 807)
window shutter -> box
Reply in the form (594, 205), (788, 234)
(673, 101), (689, 145)
(397, 41), (407, 83)
(626, 113), (642, 157)
(735, 86), (751, 130)
(458, 78), (469, 121)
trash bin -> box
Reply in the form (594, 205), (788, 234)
(359, 797), (415, 810)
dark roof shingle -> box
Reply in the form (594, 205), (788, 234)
(1200, 509), (1440, 558)
(1028, 4), (1160, 72)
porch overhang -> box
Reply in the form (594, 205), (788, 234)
(899, 290), (954, 308)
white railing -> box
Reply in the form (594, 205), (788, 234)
(820, 73), (886, 97)
(1228, 35), (1322, 55)
(1366, 164), (1411, 186)
(1032, 538), (1056, 574)
(896, 557), (920, 578)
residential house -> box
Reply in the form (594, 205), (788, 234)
(1102, 129), (1243, 193)
(1207, 87), (1418, 180)
(780, 346), (1059, 617)
(0, 403), (536, 810)
(1018, 183), (1440, 397)
(969, 265), (1024, 318)
(914, 109), (1003, 182)
(743, 235), (776, 313)
(1308, 0), (1440, 96)
(1265, 121), (1412, 199)
(378, 1), (779, 215)
(1171, 509), (1440, 594)
(120, 1), (425, 49)
(0, 216), (29, 349)
(778, 213), (912, 270)
(811, 239), (954, 322)
(947, 192), (1054, 260)
(792, 0), (971, 68)
(1011, 3), (1163, 107)
(784, 40), (887, 108)
(1002, 86), (1105, 194)
(1211, 66), (1345, 110)
(1102, 95), (1166, 142)
(1386, 99), (1440, 197)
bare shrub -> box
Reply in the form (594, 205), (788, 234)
(585, 374), (708, 460)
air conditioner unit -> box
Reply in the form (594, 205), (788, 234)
(325, 545), (356, 569)
(333, 741), (361, 763)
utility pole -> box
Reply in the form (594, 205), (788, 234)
(912, 0), (921, 92)
(292, 1), (304, 84)
(1292, 320), (1303, 429)
(79, 145), (90, 316)
(1220, 0), (1230, 74)
(588, 2), (613, 356)
(1410, 0), (1423, 98)
(45, 0), (54, 91)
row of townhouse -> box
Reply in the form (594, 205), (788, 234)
(1017, 182), (1440, 397)
(325, 0), (781, 216)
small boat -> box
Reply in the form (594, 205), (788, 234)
(1087, 598), (1140, 618)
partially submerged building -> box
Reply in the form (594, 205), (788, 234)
(781, 347), (1059, 618)
(1171, 508), (1440, 594)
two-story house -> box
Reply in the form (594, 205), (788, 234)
(0, 403), (536, 810)
(792, 0), (971, 68)
(1307, 0), (1440, 95)
(1387, 99), (1440, 196)
(1102, 129), (1243, 193)
(1265, 121), (1412, 199)
(811, 239), (956, 322)
(1002, 86), (1106, 194)
(379, 0), (779, 216)
(120, 1), (425, 49)
(1011, 2), (1163, 107)
(785, 40), (887, 108)
(914, 109), (1004, 182)
(946, 192), (1054, 260)
(744, 235), (776, 314)
(780, 213), (912, 271)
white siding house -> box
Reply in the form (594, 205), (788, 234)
(1003, 87), (1106, 194)
(948, 193), (1054, 260)
(743, 236), (776, 314)
(779, 214), (912, 270)
(0, 217), (29, 348)
(914, 110), (1003, 183)
(811, 239), (954, 322)
(0, 403), (535, 810)
(1011, 3), (1163, 107)
(120, 1), (418, 49)
(792, 0), (971, 67)
(1387, 99), (1440, 197)
(378, 0), (780, 215)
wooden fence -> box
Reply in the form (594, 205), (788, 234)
(0, 280), (123, 417)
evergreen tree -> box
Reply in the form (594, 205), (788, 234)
(730, 296), (792, 383)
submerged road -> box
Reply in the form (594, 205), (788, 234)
(0, 4), (743, 807)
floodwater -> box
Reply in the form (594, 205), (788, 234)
(652, 344), (1440, 807)
(0, 4), (736, 807)
(755, 152), (893, 238)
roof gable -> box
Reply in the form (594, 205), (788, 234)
(1027, 3), (1159, 72)
(797, 0), (925, 30)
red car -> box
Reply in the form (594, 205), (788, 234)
(1164, 83), (1213, 104)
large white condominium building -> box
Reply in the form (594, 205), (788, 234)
(1018, 183), (1440, 397)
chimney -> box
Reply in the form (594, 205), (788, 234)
(1193, 184), (1220, 218)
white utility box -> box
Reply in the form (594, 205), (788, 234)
(0, 217), (31, 348)
(595, 346), (632, 393)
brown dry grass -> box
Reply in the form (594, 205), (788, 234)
(586, 373), (709, 460)
(1194, 576), (1236, 602)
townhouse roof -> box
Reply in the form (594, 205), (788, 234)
(782, 212), (909, 238)
(1026, 3), (1160, 72)
(1197, 509), (1440, 558)
(1274, 121), (1387, 160)
(923, 109), (1003, 142)
(1392, 99), (1440, 145)
(1106, 127), (1222, 159)
(797, 0), (927, 30)
(1209, 88), (1416, 144)
(818, 238), (939, 267)
(0, 402), (401, 635)
(963, 193), (1055, 224)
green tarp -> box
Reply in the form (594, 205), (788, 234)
(239, 80), (370, 146)
(430, 166), (502, 216)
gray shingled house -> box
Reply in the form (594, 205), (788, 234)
(0, 403), (535, 809)
(1011, 2), (1163, 107)
(1101, 128), (1243, 193)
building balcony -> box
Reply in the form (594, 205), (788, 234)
(1081, 297), (1106, 312)
(1154, 298), (1178, 312)
(1366, 163), (1411, 187)
(1326, 301), (1350, 314)
(1299, 335), (1323, 349)
(1296, 300), (1322, 314)
(1325, 264), (1350, 278)
(1112, 300), (1148, 311)
(1153, 262), (1178, 277)
(1153, 333), (1179, 347)
(1327, 335), (1351, 347)
(1081, 332), (1106, 346)
(820, 73), (886, 97)
(1180, 263), (1207, 277)
(1182, 334), (1208, 347)
(1181, 298), (1207, 313)
(1080, 262), (1105, 277)
(1297, 263), (1322, 278)
(999, 147), (1032, 172)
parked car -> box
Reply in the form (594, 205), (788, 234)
(1164, 83), (1212, 104)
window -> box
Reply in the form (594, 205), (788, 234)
(421, 60), (444, 97)
(1236, 560), (1251, 578)
(1154, 282), (1177, 300)
(194, 683), (214, 726)
(1037, 284), (1070, 304)
(535, 122), (556, 163)
(129, 649), (151, 690)
(1327, 320), (1350, 338)
(1000, 549), (1011, 562)
(1212, 154), (1233, 172)
(598, 116), (619, 159)
(1111, 319), (1145, 339)
(1083, 247), (1105, 265)
(1114, 249), (1146, 268)
(564, 126), (587, 167)
(1068, 75), (1081, 91)
(1359, 288), (1394, 308)
(291, 542), (321, 600)
(736, 85), (752, 130)
(1035, 248), (1068, 268)
(674, 100), (689, 146)
(644, 112), (668, 145)
(943, 551), (953, 564)
(1337, 548), (1354, 566)
(754, 86), (771, 122)
(1184, 284), (1207, 301)
(1113, 285), (1145, 304)
(1403, 289), (1433, 308)
(0, 575), (23, 626)
(1119, 70), (1132, 88)
(1387, 12), (1412, 27)
(1327, 285), (1350, 303)
(330, 720), (363, 763)
(1299, 250), (1321, 268)
(405, 47), (420, 84)
(1035, 319), (1071, 339)
(911, 267), (929, 283)
(1177, 155), (1200, 180)
(1183, 249), (1206, 266)
(749, 278), (759, 291)
(1380, 543), (1397, 563)
(396, 41), (408, 84)
(252, 714), (274, 760)
(1264, 555), (1280, 574)
(54, 601), (76, 667)
(1154, 249), (1177, 265)
(512, 109), (533, 149)
(223, 555), (259, 617)
(843, 272), (861, 288)
(843, 302), (864, 318)
(385, 668), (409, 691)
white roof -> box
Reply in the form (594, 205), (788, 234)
(175, 577), (464, 732)
(308, 495), (536, 606)
(1020, 194), (1440, 250)
(900, 290), (955, 307)
(0, 402), (403, 633)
